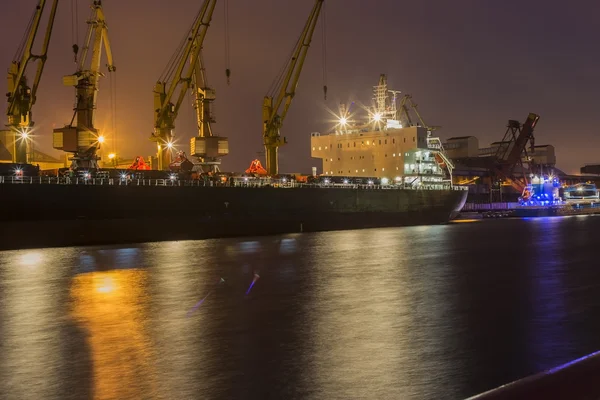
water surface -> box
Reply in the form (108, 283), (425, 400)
(2, 216), (600, 399)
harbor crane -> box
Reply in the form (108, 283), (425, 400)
(262, 0), (324, 176)
(3, 0), (59, 164)
(52, 0), (115, 171)
(152, 0), (227, 171)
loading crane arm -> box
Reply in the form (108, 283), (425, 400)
(495, 113), (540, 192)
(152, 0), (218, 171)
(5, 0), (59, 163)
(52, 0), (116, 171)
(262, 0), (324, 176)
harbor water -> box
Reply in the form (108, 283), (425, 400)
(1, 215), (600, 399)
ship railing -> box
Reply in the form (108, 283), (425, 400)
(0, 175), (469, 190)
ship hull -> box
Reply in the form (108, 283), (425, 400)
(0, 184), (468, 250)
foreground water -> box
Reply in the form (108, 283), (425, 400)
(1, 216), (600, 399)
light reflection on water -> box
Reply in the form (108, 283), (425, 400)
(70, 269), (156, 399)
(1, 218), (600, 399)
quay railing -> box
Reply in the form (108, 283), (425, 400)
(0, 175), (468, 191)
(467, 350), (600, 400)
(462, 202), (519, 211)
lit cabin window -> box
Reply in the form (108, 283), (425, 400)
(366, 141), (369, 145)
(393, 153), (396, 157)
(382, 168), (385, 171)
(312, 147), (315, 151)
(362, 169), (365, 172)
(319, 147), (322, 150)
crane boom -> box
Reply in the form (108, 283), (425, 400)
(52, 0), (116, 171)
(152, 0), (218, 171)
(4, 0), (59, 164)
(263, 0), (324, 176)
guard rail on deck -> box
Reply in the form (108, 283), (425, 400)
(467, 351), (600, 400)
(0, 175), (468, 191)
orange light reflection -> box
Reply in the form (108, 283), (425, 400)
(70, 270), (157, 399)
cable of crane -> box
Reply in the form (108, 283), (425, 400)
(321, 0), (328, 101)
(14, 10), (36, 62)
(224, 0), (231, 84)
(267, 36), (301, 99)
(71, 0), (79, 63)
(109, 71), (118, 156)
(160, 5), (204, 84)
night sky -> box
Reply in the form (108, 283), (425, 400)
(1, 0), (599, 174)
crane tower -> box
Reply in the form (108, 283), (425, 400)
(262, 0), (325, 176)
(152, 0), (227, 172)
(3, 0), (59, 164)
(52, 0), (115, 171)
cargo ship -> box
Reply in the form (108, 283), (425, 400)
(0, 71), (468, 250)
(0, 162), (467, 251)
(514, 175), (600, 217)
